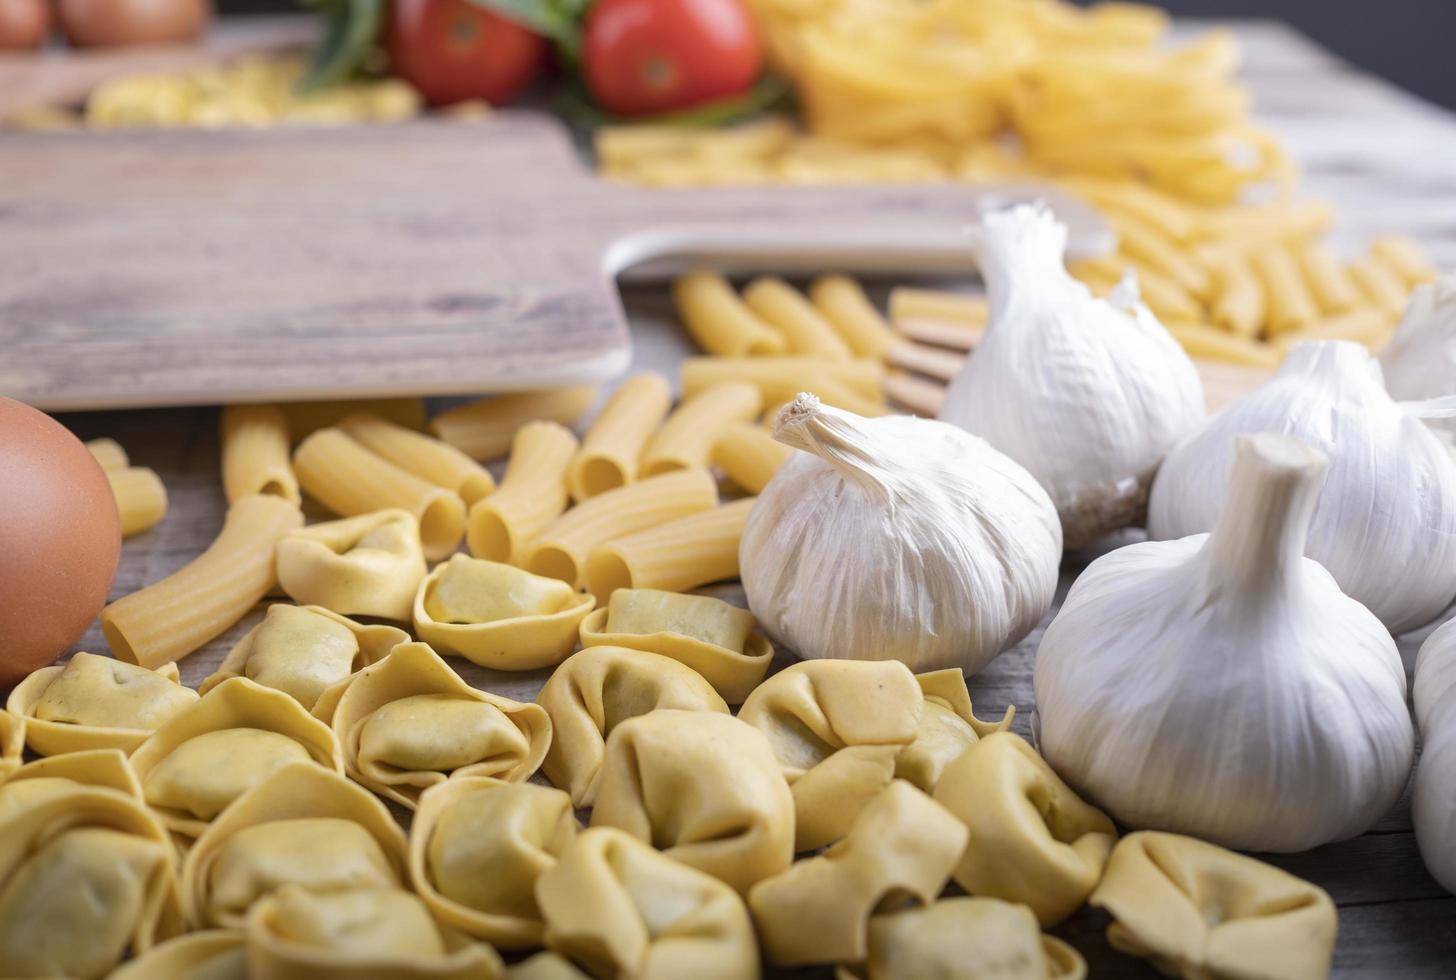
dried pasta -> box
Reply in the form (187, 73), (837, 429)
(582, 498), (756, 599)
(888, 288), (988, 327)
(743, 276), (852, 359)
(1371, 235), (1435, 285)
(108, 931), (247, 980)
(712, 421), (793, 494)
(430, 386), (597, 462)
(293, 428), (465, 561)
(221, 405), (300, 505)
(1349, 252), (1411, 316)
(673, 271), (787, 356)
(86, 437), (129, 470)
(810, 274), (894, 357)
(339, 412), (495, 504)
(520, 468), (719, 588)
(1297, 244), (1361, 316)
(107, 466), (169, 537)
(275, 510), (428, 622)
(466, 421), (577, 563)
(568, 372), (672, 501)
(1208, 253), (1264, 337)
(1255, 246), (1320, 335)
(101, 494), (303, 670)
(641, 382), (762, 476)
(680, 355), (885, 404)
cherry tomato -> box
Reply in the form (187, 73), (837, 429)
(0, 0), (49, 49)
(387, 0), (547, 107)
(582, 0), (762, 116)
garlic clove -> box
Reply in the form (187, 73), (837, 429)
(1413, 618), (1456, 894)
(1380, 274), (1456, 442)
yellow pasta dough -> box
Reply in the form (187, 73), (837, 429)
(8, 652), (199, 756)
(130, 677), (344, 837)
(711, 421), (794, 494)
(537, 646), (729, 807)
(0, 785), (184, 979)
(536, 827), (760, 980)
(640, 382), (763, 476)
(109, 930), (248, 980)
(1089, 831), (1337, 980)
(107, 465), (170, 536)
(276, 509), (428, 621)
(413, 555), (595, 671)
(577, 589), (772, 704)
(246, 886), (505, 980)
(430, 386), (598, 462)
(582, 498), (756, 599)
(591, 709), (794, 894)
(895, 668), (1015, 794)
(411, 777), (578, 948)
(340, 412), (496, 504)
(182, 762), (408, 928)
(508, 953), (592, 979)
(673, 270), (788, 357)
(201, 604), (408, 710)
(313, 642), (551, 809)
(221, 404), (301, 505)
(0, 748), (144, 816)
(934, 732), (1117, 927)
(467, 421), (578, 563)
(749, 780), (968, 965)
(810, 274), (894, 358)
(569, 372), (673, 501)
(744, 276), (853, 359)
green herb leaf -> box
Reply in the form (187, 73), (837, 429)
(557, 75), (795, 130)
(299, 0), (386, 93)
(463, 0), (591, 45)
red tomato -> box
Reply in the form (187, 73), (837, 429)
(582, 0), (762, 116)
(387, 0), (547, 107)
(0, 0), (50, 49)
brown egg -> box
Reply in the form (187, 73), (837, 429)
(58, 0), (211, 48)
(0, 399), (121, 687)
(0, 0), (50, 49)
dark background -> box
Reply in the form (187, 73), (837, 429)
(220, 0), (1456, 110)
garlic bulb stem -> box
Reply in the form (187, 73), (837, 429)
(974, 207), (1073, 312)
(1205, 435), (1327, 589)
(773, 394), (892, 500)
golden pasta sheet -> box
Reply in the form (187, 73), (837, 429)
(537, 646), (729, 807)
(591, 709), (793, 894)
(275, 509), (428, 622)
(411, 778), (578, 948)
(507, 953), (593, 979)
(313, 642), (551, 809)
(181, 762), (408, 929)
(202, 604), (408, 711)
(246, 885), (505, 980)
(749, 780), (968, 965)
(1089, 831), (1336, 980)
(934, 732), (1117, 926)
(896, 668), (1015, 793)
(108, 930), (248, 980)
(536, 827), (759, 980)
(577, 589), (772, 704)
(130, 677), (344, 838)
(0, 785), (184, 978)
(0, 748), (143, 817)
(7, 652), (198, 756)
(414, 555), (595, 671)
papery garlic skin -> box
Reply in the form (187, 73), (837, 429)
(1149, 340), (1456, 634)
(1036, 433), (1414, 852)
(740, 393), (1062, 675)
(938, 204), (1204, 548)
(1381, 275), (1456, 442)
(1414, 619), (1456, 894)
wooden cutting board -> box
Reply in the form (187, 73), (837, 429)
(0, 112), (1112, 410)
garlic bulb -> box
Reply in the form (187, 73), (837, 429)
(1380, 275), (1456, 442)
(938, 204), (1204, 548)
(1414, 618), (1456, 893)
(1035, 433), (1414, 852)
(740, 393), (1061, 675)
(1149, 340), (1456, 634)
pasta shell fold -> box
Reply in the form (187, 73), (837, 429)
(275, 510), (428, 622)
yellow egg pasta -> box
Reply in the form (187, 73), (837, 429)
(107, 466), (169, 537)
(312, 642), (551, 809)
(673, 270), (788, 356)
(1297, 243), (1361, 316)
(568, 372), (673, 501)
(86, 437), (130, 470)
(582, 498), (756, 599)
(275, 509), (428, 622)
(712, 421), (794, 494)
(1256, 245), (1321, 335)
(641, 383), (763, 476)
(1371, 235), (1436, 286)
(521, 468), (719, 589)
(744, 276), (853, 359)
(221, 405), (301, 505)
(339, 412), (496, 504)
(895, 669), (1014, 794)
(1270, 306), (1395, 354)
(293, 428), (466, 561)
(101, 494), (304, 670)
(680, 355), (885, 405)
(8, 652), (198, 756)
(1164, 322), (1282, 369)
(1208, 253), (1264, 337)
(887, 288), (988, 328)
(430, 386), (597, 462)
(466, 421), (578, 563)
(108, 930), (248, 980)
(0, 748), (144, 813)
(810, 274), (894, 358)
(578, 588), (772, 704)
(0, 711), (22, 779)
(1348, 251), (1412, 316)
(279, 398), (427, 442)
(413, 555), (594, 671)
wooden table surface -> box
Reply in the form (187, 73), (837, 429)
(39, 17), (1456, 979)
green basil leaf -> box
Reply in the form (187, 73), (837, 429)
(463, 0), (586, 43)
(299, 0), (385, 93)
(558, 75), (794, 131)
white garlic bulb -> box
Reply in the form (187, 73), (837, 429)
(938, 204), (1204, 548)
(1035, 433), (1414, 852)
(1414, 618), (1456, 894)
(1149, 340), (1456, 635)
(1380, 274), (1456, 442)
(740, 393), (1062, 675)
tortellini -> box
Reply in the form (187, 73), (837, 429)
(1089, 831), (1337, 980)
(130, 676), (344, 837)
(836, 898), (1088, 980)
(414, 554), (596, 670)
(933, 732), (1117, 926)
(411, 778), (578, 948)
(182, 762), (409, 928)
(0, 711), (21, 779)
(536, 827), (760, 980)
(7, 652), (199, 755)
(276, 509), (429, 621)
(578, 588), (773, 703)
(509, 953), (593, 979)
(314, 641), (551, 809)
(0, 784), (184, 979)
(202, 604), (408, 711)
(246, 886), (505, 980)
(537, 646), (729, 807)
(0, 748), (143, 817)
(591, 709), (794, 895)
(748, 780), (967, 966)
(108, 930), (248, 980)
(896, 668), (1013, 793)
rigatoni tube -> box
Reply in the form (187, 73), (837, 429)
(107, 467), (168, 537)
(712, 423), (792, 494)
(809, 275), (894, 358)
(583, 498), (756, 600)
(743, 276), (852, 360)
(430, 386), (597, 461)
(642, 383), (762, 477)
(466, 421), (578, 563)
(673, 271), (787, 356)
(221, 405), (300, 505)
(339, 412), (495, 504)
(569, 372), (672, 501)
